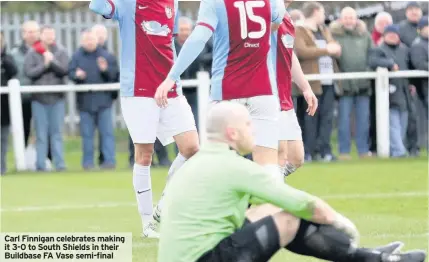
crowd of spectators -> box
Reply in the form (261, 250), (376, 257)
(291, 1), (427, 162)
(0, 1), (427, 174)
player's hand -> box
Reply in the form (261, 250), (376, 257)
(155, 78), (175, 108)
(332, 213), (360, 246)
(392, 64), (399, 71)
(303, 89), (318, 116)
(75, 68), (86, 80)
(97, 57), (108, 72)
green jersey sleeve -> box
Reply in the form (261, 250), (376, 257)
(233, 159), (316, 220)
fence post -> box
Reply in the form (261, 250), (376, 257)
(375, 67), (390, 158)
(196, 72), (210, 143)
(66, 91), (77, 135)
(8, 79), (26, 171)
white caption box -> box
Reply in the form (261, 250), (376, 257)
(0, 233), (132, 262)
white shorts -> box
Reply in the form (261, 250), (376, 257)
(121, 96), (196, 146)
(210, 95), (280, 149)
(279, 109), (302, 141)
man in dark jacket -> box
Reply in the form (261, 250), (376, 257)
(399, 1), (422, 48)
(368, 25), (412, 158)
(410, 17), (428, 117)
(1, 32), (18, 175)
(69, 29), (118, 170)
(399, 1), (423, 157)
(24, 26), (69, 171)
(92, 24), (121, 166)
(411, 16), (429, 150)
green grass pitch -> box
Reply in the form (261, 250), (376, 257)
(1, 142), (428, 261)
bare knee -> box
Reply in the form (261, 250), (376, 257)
(272, 212), (300, 247)
(288, 154), (304, 169)
(134, 144), (154, 166)
(180, 143), (199, 159)
(287, 141), (304, 168)
(246, 204), (282, 222)
(252, 146), (278, 165)
(175, 131), (200, 158)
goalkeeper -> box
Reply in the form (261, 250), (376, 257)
(158, 101), (426, 262)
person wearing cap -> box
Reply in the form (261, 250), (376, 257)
(410, 16), (428, 117)
(399, 1), (423, 157)
(368, 24), (413, 158)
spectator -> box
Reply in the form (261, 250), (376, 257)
(290, 9), (305, 25)
(399, 1), (423, 157)
(330, 7), (373, 160)
(369, 11), (393, 154)
(294, 1), (342, 162)
(368, 25), (413, 158)
(92, 24), (119, 166)
(410, 16), (428, 116)
(1, 32), (18, 175)
(371, 12), (393, 46)
(10, 21), (40, 147)
(399, 1), (422, 47)
(69, 29), (118, 170)
(24, 26), (69, 171)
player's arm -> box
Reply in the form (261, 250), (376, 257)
(291, 51), (311, 92)
(167, 0), (217, 81)
(89, 0), (120, 20)
(236, 163), (359, 242)
(270, 0), (286, 31)
(234, 161), (351, 227)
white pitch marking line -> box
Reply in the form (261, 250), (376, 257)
(1, 191), (427, 213)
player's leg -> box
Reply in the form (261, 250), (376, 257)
(248, 96), (282, 180)
(154, 95), (199, 221)
(278, 110), (304, 177)
(120, 97), (160, 238)
(197, 210), (299, 262)
(246, 205), (422, 262)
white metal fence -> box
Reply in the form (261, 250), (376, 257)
(1, 69), (428, 171)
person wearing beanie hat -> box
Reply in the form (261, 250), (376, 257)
(410, 16), (428, 120)
(369, 24), (413, 158)
(384, 24), (401, 36)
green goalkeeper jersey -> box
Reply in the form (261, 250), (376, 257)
(158, 142), (316, 262)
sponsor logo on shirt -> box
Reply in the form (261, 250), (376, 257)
(165, 7), (173, 19)
(244, 42), (260, 48)
(281, 34), (294, 49)
(141, 21), (171, 37)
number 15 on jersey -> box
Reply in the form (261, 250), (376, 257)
(234, 0), (267, 40)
